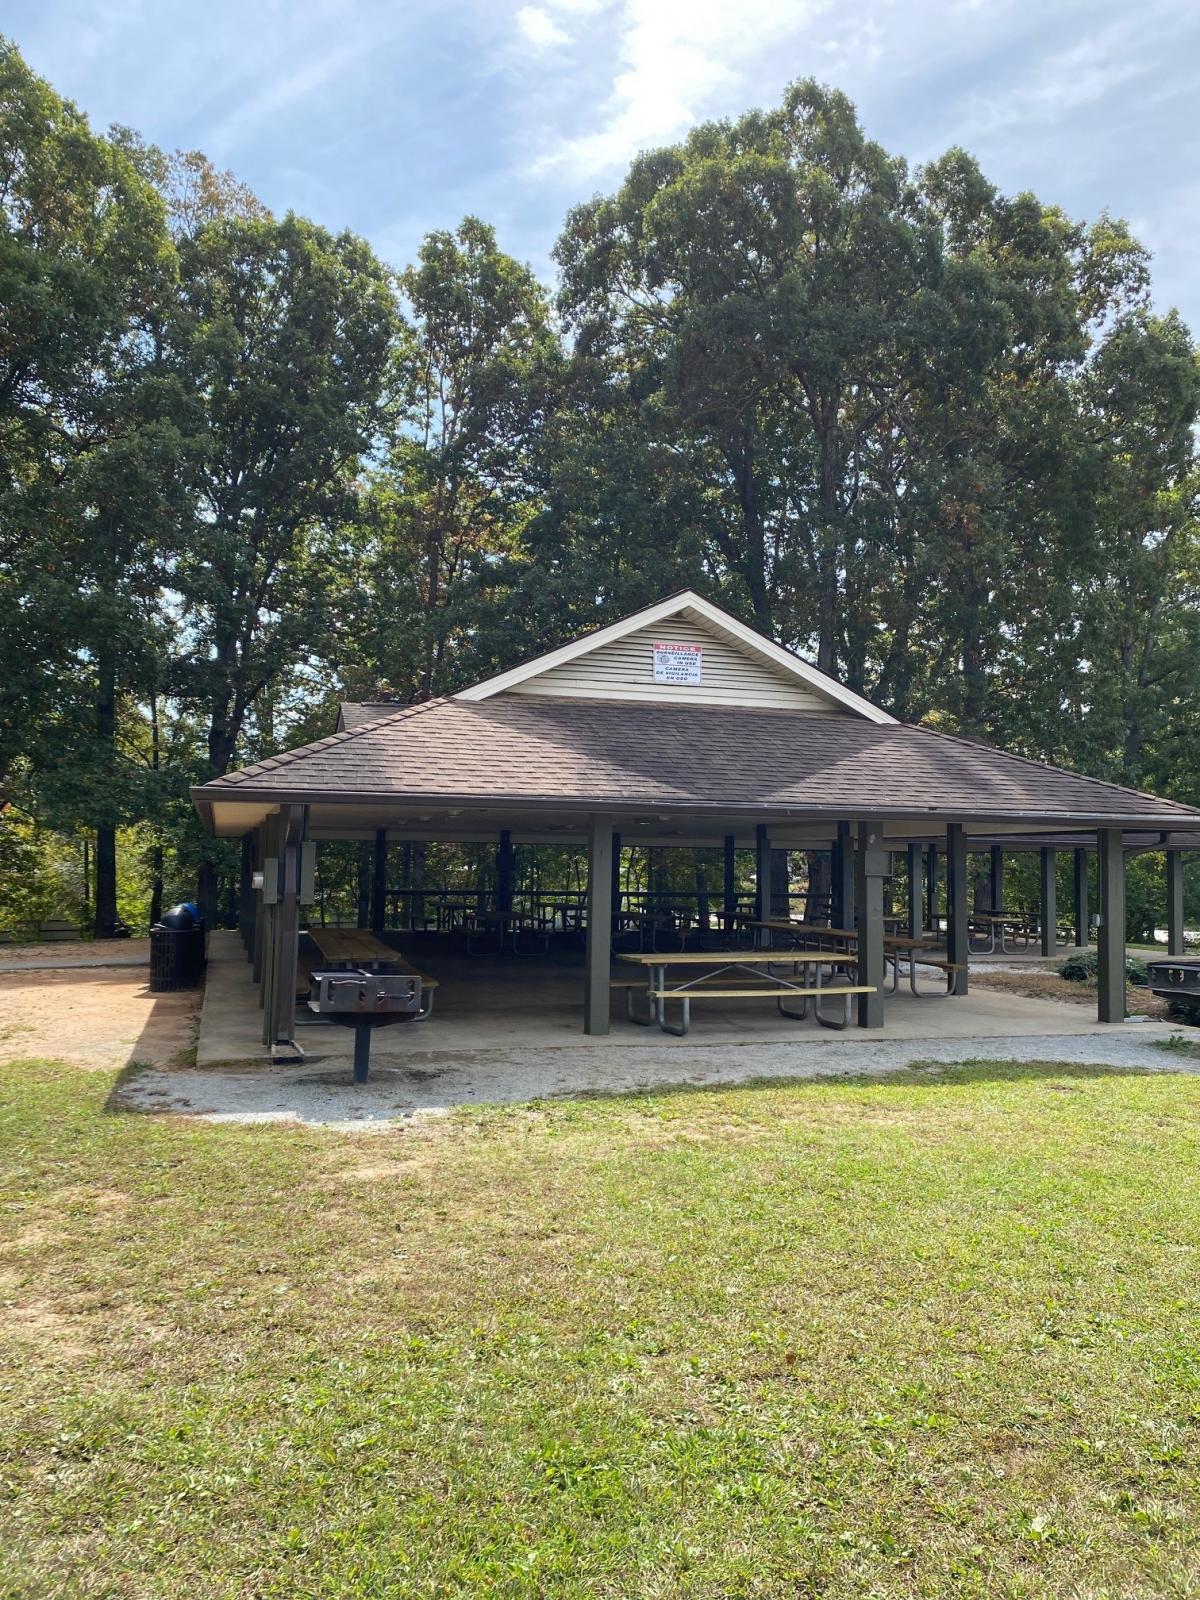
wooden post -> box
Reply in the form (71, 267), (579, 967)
(1039, 847), (1057, 958)
(754, 824), (770, 924)
(723, 834), (736, 930)
(251, 821), (267, 986)
(584, 814), (614, 1036)
(1166, 848), (1184, 957)
(1097, 828), (1126, 1023)
(610, 831), (622, 936)
(268, 805), (305, 1058)
(925, 842), (939, 932)
(1073, 847), (1089, 948)
(371, 828), (387, 932)
(855, 822), (886, 1028)
(946, 823), (969, 996)
(832, 820), (854, 929)
(907, 842), (922, 939)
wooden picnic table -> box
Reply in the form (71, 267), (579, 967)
(968, 911), (1033, 953)
(308, 928), (400, 966)
(743, 919), (962, 997)
(617, 950), (874, 1035)
(746, 918), (937, 952)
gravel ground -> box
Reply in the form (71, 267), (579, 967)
(117, 1023), (1192, 1129)
(0, 938), (149, 973)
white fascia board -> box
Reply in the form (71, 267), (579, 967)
(455, 590), (896, 724)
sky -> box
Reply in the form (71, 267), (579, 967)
(7, 0), (1200, 328)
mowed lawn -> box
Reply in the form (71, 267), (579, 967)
(3, 1059), (1200, 1598)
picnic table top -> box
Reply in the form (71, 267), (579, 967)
(307, 928), (429, 979)
(969, 911), (1029, 924)
(618, 949), (850, 967)
(308, 928), (395, 961)
(746, 918), (937, 951)
(747, 918), (858, 939)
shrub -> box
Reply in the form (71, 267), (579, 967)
(1058, 951), (1149, 986)
(1058, 952), (1097, 983)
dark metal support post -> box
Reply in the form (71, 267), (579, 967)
(855, 823), (886, 1027)
(1166, 848), (1184, 957)
(371, 828), (387, 933)
(754, 824), (770, 924)
(907, 842), (922, 939)
(946, 824), (969, 996)
(1039, 847), (1057, 958)
(1097, 829), (1126, 1022)
(1073, 848), (1089, 948)
(723, 834), (736, 930)
(610, 832), (622, 936)
(584, 813), (614, 1036)
(989, 846), (1004, 913)
(832, 821), (854, 928)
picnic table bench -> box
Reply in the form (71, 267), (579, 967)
(617, 950), (874, 1035)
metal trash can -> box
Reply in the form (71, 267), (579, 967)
(149, 904), (207, 992)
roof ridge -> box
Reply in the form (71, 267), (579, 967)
(215, 697), (450, 787)
(912, 722), (1198, 813)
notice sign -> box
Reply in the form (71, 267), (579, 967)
(652, 641), (703, 685)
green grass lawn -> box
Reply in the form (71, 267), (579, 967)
(3, 1059), (1200, 1598)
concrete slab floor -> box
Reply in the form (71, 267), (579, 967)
(198, 930), (1170, 1073)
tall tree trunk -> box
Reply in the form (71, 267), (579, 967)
(728, 433), (771, 632)
(197, 646), (240, 923)
(93, 645), (119, 937)
(355, 842), (372, 928)
(770, 849), (790, 917)
(806, 851), (831, 923)
(149, 846), (164, 928)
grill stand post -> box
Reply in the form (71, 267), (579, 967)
(353, 1020), (373, 1085)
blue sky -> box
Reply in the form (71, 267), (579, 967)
(8, 0), (1200, 329)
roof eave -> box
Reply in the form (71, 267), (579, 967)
(192, 784), (1200, 830)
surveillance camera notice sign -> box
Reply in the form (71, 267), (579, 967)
(652, 641), (703, 685)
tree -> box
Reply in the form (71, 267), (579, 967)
(344, 218), (563, 702)
(166, 211), (401, 916)
(0, 39), (182, 933)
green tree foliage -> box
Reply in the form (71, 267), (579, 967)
(342, 218), (563, 700)
(162, 212), (400, 914)
(0, 40), (183, 932)
(1, 51), (1198, 937)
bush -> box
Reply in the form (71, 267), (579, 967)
(1058, 952), (1098, 982)
(1058, 951), (1148, 986)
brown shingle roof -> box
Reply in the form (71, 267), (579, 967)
(337, 701), (407, 732)
(194, 696), (1200, 826)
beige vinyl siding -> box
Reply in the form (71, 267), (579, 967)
(507, 616), (840, 711)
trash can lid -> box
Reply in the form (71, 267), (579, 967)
(159, 904), (196, 930)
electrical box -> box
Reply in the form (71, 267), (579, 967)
(261, 857), (279, 905)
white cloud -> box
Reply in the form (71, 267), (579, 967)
(534, 0), (826, 178)
(206, 38), (369, 158)
(516, 5), (570, 49)
(955, 10), (1166, 142)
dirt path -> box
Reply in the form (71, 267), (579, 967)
(0, 969), (199, 1070)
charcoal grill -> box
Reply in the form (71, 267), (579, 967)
(307, 967), (433, 1083)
